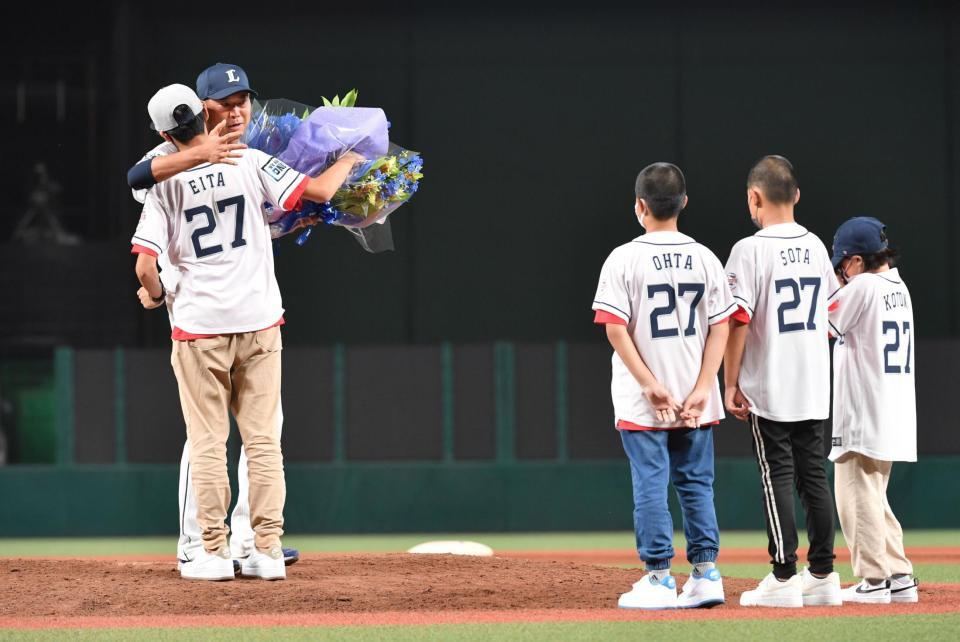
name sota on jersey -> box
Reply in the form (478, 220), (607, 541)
(593, 231), (736, 430)
(723, 222), (841, 422)
(828, 269), (916, 462)
(130, 149), (309, 336)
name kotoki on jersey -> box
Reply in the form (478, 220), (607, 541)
(884, 291), (909, 311)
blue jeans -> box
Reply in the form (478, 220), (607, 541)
(620, 427), (720, 570)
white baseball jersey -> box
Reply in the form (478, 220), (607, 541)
(593, 231), (736, 429)
(724, 222), (841, 422)
(130, 148), (308, 335)
(827, 268), (916, 462)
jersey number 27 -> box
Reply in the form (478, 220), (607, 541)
(185, 195), (247, 258)
(648, 283), (705, 339)
(775, 277), (820, 333)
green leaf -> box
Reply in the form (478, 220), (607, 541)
(332, 95), (341, 107)
(321, 97), (333, 107)
(341, 89), (358, 107)
(302, 107), (310, 119)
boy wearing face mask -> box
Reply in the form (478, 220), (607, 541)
(827, 217), (918, 604)
(593, 163), (735, 610)
(723, 156), (842, 608)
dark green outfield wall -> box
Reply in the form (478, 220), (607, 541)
(0, 458), (956, 538)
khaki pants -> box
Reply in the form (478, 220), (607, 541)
(171, 326), (285, 553)
(834, 452), (912, 582)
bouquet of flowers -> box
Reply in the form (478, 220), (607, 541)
(243, 91), (423, 247)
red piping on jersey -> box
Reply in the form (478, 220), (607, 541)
(282, 176), (311, 211)
(172, 317), (285, 341)
(617, 419), (720, 432)
(593, 310), (628, 326)
(828, 300), (840, 312)
(131, 244), (158, 258)
(730, 307), (751, 324)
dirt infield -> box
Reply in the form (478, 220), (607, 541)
(0, 554), (956, 629)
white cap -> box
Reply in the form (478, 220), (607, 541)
(147, 84), (203, 132)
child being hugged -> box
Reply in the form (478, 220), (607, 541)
(593, 163), (735, 610)
(828, 217), (919, 604)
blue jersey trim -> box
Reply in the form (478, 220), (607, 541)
(732, 295), (754, 314)
(875, 274), (902, 284)
(709, 302), (738, 321)
(593, 301), (630, 319)
(754, 231), (810, 240)
(132, 235), (163, 254)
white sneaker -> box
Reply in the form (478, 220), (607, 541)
(241, 546), (286, 580)
(800, 567), (842, 606)
(618, 573), (678, 610)
(180, 547), (234, 581)
(739, 572), (803, 608)
(678, 568), (725, 608)
(889, 576), (919, 603)
(840, 579), (891, 604)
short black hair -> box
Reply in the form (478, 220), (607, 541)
(166, 104), (205, 143)
(859, 246), (899, 271)
(634, 163), (686, 220)
(747, 155), (798, 205)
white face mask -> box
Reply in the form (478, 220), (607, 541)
(635, 202), (646, 230)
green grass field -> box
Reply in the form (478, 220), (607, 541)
(1, 531), (957, 640)
(2, 615), (959, 642)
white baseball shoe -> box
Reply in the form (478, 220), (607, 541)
(241, 545), (286, 580)
(800, 567), (842, 606)
(618, 573), (678, 610)
(739, 572), (803, 608)
(889, 576), (919, 603)
(180, 547), (234, 581)
(840, 579), (891, 604)
(678, 567), (725, 608)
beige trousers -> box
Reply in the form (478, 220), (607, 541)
(171, 326), (285, 553)
(834, 452), (912, 581)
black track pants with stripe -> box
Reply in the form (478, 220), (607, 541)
(749, 414), (836, 578)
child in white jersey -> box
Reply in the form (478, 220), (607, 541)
(724, 156), (842, 608)
(828, 217), (918, 604)
(593, 163), (734, 610)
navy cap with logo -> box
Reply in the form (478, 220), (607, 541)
(831, 216), (888, 268)
(195, 63), (258, 100)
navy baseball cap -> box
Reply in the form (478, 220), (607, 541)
(195, 63), (257, 100)
(831, 216), (888, 268)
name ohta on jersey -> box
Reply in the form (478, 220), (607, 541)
(188, 172), (226, 195)
(652, 253), (694, 271)
(780, 248), (811, 266)
(883, 291), (909, 311)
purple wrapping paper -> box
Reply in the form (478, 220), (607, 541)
(278, 106), (390, 177)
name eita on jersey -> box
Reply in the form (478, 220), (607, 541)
(187, 171), (226, 195)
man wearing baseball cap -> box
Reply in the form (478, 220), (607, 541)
(827, 217), (919, 604)
(127, 62), (257, 197)
(126, 65), (302, 574)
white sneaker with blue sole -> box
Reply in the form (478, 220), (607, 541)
(678, 568), (725, 608)
(618, 573), (678, 610)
